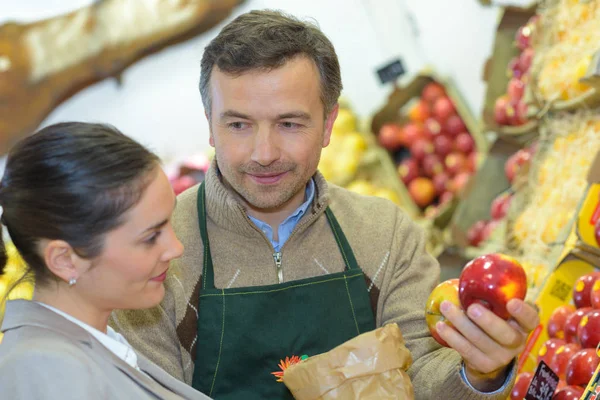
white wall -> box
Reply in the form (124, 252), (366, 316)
(0, 0), (501, 170)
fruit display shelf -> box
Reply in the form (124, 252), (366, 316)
(370, 69), (488, 228)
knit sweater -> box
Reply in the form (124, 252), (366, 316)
(110, 165), (516, 400)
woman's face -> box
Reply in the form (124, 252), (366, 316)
(76, 167), (183, 311)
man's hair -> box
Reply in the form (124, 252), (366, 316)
(200, 9), (342, 119)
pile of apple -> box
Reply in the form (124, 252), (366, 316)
(377, 81), (478, 214)
(494, 15), (540, 128)
(511, 272), (600, 400)
(466, 144), (535, 247)
(425, 253), (528, 347)
(166, 153), (212, 195)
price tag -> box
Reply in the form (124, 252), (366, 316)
(376, 59), (406, 85)
(525, 361), (559, 400)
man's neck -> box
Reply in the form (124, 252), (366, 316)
(244, 187), (306, 233)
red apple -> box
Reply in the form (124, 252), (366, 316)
(505, 149), (532, 183)
(422, 154), (444, 178)
(398, 158), (420, 185)
(564, 307), (593, 344)
(550, 343), (582, 380)
(433, 97), (456, 122)
(454, 133), (475, 154)
(408, 99), (431, 123)
(510, 372), (534, 400)
(445, 152), (468, 176)
(573, 273), (600, 309)
(508, 78), (526, 102)
(538, 338), (567, 367)
(444, 115), (466, 138)
(433, 135), (453, 158)
(577, 310), (600, 349)
(458, 253), (528, 320)
(548, 305), (577, 340)
(467, 220), (488, 247)
(425, 279), (460, 347)
(494, 96), (511, 125)
(408, 177), (436, 208)
(552, 386), (585, 400)
(565, 348), (600, 387)
(490, 192), (513, 221)
(439, 191), (454, 205)
(555, 380), (567, 395)
(422, 82), (446, 104)
(508, 57), (524, 79)
(520, 48), (535, 75)
(591, 279), (600, 308)
(424, 118), (443, 138)
(378, 123), (404, 151)
(432, 172), (450, 195)
(401, 122), (425, 146)
(448, 172), (471, 195)
(515, 25), (532, 50)
(514, 100), (529, 126)
(410, 138), (434, 161)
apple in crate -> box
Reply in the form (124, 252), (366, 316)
(402, 122), (426, 146)
(432, 172), (450, 196)
(433, 97), (456, 122)
(433, 135), (453, 158)
(564, 307), (593, 344)
(458, 254), (527, 320)
(425, 279), (460, 347)
(378, 123), (404, 151)
(547, 305), (576, 339)
(408, 99), (431, 123)
(422, 154), (444, 178)
(398, 158), (420, 185)
(410, 139), (434, 161)
(408, 177), (436, 208)
(454, 133), (475, 154)
(444, 115), (466, 138)
(422, 82), (446, 104)
(445, 152), (468, 176)
(576, 309), (600, 349)
(573, 272), (600, 309)
(549, 343), (582, 380)
(537, 338), (566, 367)
(510, 372), (533, 400)
(565, 348), (600, 387)
(552, 386), (585, 400)
(424, 118), (442, 138)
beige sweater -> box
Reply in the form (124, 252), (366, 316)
(111, 166), (516, 400)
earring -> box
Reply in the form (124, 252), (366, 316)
(68, 278), (77, 287)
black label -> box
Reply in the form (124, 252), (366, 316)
(525, 361), (559, 400)
(376, 59), (406, 85)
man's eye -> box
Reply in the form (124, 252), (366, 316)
(281, 122), (300, 129)
(229, 122), (249, 130)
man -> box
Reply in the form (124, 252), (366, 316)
(111, 9), (540, 399)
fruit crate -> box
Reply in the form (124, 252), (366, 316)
(370, 68), (488, 228)
(482, 5), (541, 144)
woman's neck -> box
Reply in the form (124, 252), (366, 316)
(33, 287), (111, 333)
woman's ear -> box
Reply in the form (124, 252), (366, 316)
(42, 240), (89, 284)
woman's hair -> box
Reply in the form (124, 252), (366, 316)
(0, 122), (160, 286)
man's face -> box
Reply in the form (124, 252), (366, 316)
(208, 56), (338, 213)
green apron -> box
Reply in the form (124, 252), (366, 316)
(192, 182), (376, 399)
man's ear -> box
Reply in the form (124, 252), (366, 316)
(322, 103), (339, 147)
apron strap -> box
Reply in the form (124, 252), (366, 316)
(196, 182), (362, 289)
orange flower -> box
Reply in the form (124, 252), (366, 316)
(271, 355), (302, 382)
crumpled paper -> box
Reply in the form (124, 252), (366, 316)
(282, 323), (414, 400)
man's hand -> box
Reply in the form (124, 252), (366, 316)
(436, 298), (540, 392)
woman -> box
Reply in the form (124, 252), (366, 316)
(0, 122), (212, 400)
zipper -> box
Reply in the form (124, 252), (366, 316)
(273, 252), (283, 283)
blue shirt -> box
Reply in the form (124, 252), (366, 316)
(248, 179), (315, 252)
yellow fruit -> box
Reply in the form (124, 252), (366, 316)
(333, 108), (357, 135)
(342, 132), (368, 153)
(346, 180), (375, 196)
(373, 188), (401, 206)
(542, 210), (572, 244)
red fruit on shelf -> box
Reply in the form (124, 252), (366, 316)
(444, 115), (466, 138)
(401, 122), (425, 146)
(591, 280), (600, 308)
(422, 82), (446, 104)
(508, 57), (524, 79)
(422, 154), (444, 178)
(424, 118), (443, 138)
(514, 100), (529, 126)
(494, 96), (511, 125)
(454, 133), (475, 154)
(410, 138), (435, 161)
(425, 279), (460, 347)
(515, 25), (532, 50)
(467, 220), (488, 247)
(398, 158), (420, 185)
(408, 177), (436, 208)
(408, 99), (431, 123)
(552, 386), (585, 400)
(490, 192), (513, 221)
(564, 307), (593, 344)
(573, 273), (600, 309)
(445, 152), (468, 176)
(565, 348), (600, 387)
(433, 135), (453, 159)
(510, 372), (533, 400)
(549, 343), (582, 380)
(519, 48), (535, 75)
(378, 123), (404, 151)
(547, 305), (577, 340)
(458, 253), (527, 320)
(508, 78), (526, 102)
(432, 172), (450, 195)
(433, 97), (456, 123)
(576, 309), (600, 349)
(505, 149), (531, 184)
(538, 338), (567, 367)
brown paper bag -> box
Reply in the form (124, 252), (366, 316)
(282, 323), (414, 400)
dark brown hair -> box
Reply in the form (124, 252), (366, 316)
(200, 9), (342, 119)
(0, 122), (159, 286)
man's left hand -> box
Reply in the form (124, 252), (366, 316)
(436, 298), (540, 392)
